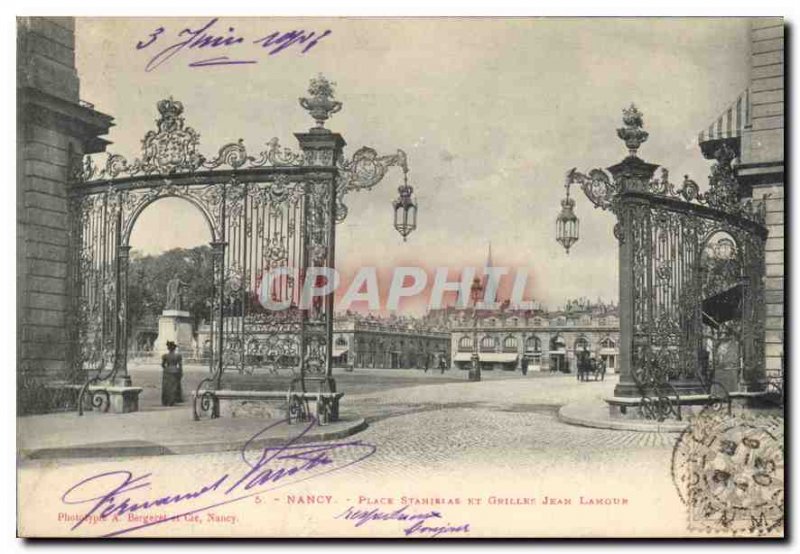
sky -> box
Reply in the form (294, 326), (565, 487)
(75, 17), (751, 311)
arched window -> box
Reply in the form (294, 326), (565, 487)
(335, 336), (348, 347)
(502, 335), (518, 352)
(480, 335), (497, 352)
(458, 336), (473, 351)
(550, 335), (566, 351)
(574, 336), (590, 352)
(525, 335), (542, 352)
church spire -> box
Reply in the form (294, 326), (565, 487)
(482, 241), (493, 291)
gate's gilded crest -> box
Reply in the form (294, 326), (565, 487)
(141, 98), (204, 174)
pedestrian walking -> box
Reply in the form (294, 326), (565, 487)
(161, 341), (184, 406)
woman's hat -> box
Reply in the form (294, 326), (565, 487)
(166, 341), (177, 349)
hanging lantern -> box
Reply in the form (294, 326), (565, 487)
(393, 169), (417, 241)
(556, 182), (579, 253)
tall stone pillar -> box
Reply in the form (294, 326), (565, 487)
(606, 156), (658, 398)
(613, 198), (636, 396)
(294, 127), (346, 387)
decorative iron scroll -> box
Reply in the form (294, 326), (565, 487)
(566, 105), (766, 227)
(76, 137), (307, 182)
(73, 98), (307, 183)
(623, 176), (765, 419)
(565, 105), (768, 420)
(68, 82), (410, 419)
(334, 147), (409, 223)
(567, 159), (765, 226)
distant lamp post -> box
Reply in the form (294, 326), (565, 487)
(556, 179), (580, 253)
(393, 167), (417, 241)
(469, 276), (483, 382)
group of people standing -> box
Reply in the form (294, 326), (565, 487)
(577, 347), (606, 381)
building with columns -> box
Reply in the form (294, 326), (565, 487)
(332, 313), (451, 370)
(442, 299), (620, 373)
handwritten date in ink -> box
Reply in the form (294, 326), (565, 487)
(136, 18), (332, 72)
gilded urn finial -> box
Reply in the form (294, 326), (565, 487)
(299, 74), (343, 132)
(617, 104), (649, 157)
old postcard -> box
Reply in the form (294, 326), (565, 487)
(16, 16), (785, 538)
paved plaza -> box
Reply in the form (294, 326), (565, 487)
(19, 366), (678, 465)
(20, 368), (691, 537)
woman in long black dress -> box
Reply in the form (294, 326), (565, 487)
(161, 341), (183, 406)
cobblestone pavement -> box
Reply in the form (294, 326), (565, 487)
(20, 373), (691, 537)
(23, 374), (677, 472)
(337, 376), (677, 480)
(125, 362), (551, 409)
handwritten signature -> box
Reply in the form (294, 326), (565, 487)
(136, 18), (332, 71)
(61, 417), (375, 537)
(335, 505), (471, 537)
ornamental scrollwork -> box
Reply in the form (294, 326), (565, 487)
(334, 147), (409, 223)
(205, 138), (305, 170)
(250, 138), (305, 167)
(72, 99), (307, 183)
(566, 107), (767, 226)
(339, 147), (408, 194)
(566, 167), (619, 212)
(69, 79), (416, 410)
(203, 140), (249, 170)
(141, 98), (204, 174)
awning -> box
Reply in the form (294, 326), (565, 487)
(453, 353), (518, 363)
(332, 347), (349, 357)
(702, 284), (743, 328)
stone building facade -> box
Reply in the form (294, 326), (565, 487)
(698, 17), (784, 379)
(444, 300), (620, 373)
(17, 17), (113, 383)
(332, 314), (451, 370)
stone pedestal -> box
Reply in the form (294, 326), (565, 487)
(220, 399), (287, 419)
(107, 387), (143, 413)
(155, 310), (194, 355)
(79, 385), (143, 414)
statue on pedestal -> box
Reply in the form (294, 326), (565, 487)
(156, 277), (193, 356)
(166, 277), (187, 311)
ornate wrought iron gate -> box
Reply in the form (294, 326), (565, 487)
(68, 77), (412, 417)
(566, 106), (768, 420)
